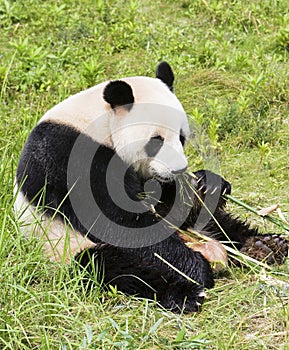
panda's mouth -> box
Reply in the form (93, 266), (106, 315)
(151, 172), (175, 183)
(135, 162), (180, 183)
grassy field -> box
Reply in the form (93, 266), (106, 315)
(1, 0), (289, 348)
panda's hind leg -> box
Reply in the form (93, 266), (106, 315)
(75, 244), (207, 313)
(206, 209), (288, 265)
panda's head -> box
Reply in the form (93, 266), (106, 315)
(103, 62), (190, 182)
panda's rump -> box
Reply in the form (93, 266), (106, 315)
(14, 186), (95, 263)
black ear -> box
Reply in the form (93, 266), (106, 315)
(103, 80), (134, 111)
(156, 61), (174, 91)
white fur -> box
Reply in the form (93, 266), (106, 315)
(14, 185), (95, 263)
(110, 103), (189, 179)
(15, 75), (190, 261)
(41, 76), (190, 179)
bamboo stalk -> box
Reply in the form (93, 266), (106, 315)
(224, 194), (289, 233)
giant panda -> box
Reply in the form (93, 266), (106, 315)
(14, 62), (288, 313)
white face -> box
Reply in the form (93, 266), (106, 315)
(110, 102), (190, 182)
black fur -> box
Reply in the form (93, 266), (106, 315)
(145, 136), (164, 157)
(17, 121), (214, 313)
(156, 62), (174, 91)
(75, 242), (210, 313)
(185, 169), (256, 246)
(17, 123), (287, 313)
(103, 80), (134, 111)
(17, 120), (287, 313)
(17, 121), (288, 312)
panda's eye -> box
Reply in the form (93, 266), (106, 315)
(151, 135), (164, 142)
(180, 134), (186, 146)
(145, 135), (164, 157)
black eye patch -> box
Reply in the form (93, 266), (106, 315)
(145, 135), (164, 157)
(180, 133), (186, 146)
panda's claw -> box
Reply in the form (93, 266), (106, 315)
(198, 290), (206, 298)
(193, 170), (232, 197)
(199, 185), (205, 192)
(197, 176), (205, 184)
(210, 186), (218, 195)
(160, 285), (206, 313)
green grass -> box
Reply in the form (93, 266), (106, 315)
(1, 0), (289, 348)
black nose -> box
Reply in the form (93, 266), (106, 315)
(172, 166), (187, 175)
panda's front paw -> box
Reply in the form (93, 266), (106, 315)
(241, 234), (288, 265)
(160, 284), (205, 313)
(193, 170), (231, 196)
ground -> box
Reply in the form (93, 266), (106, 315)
(0, 0), (288, 348)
